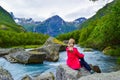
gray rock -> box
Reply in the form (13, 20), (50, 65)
(56, 64), (91, 80)
(56, 64), (118, 80)
(35, 37), (65, 62)
(78, 70), (120, 80)
(34, 72), (54, 80)
(25, 37), (66, 62)
(28, 51), (46, 63)
(0, 48), (10, 56)
(34, 47), (48, 53)
(42, 37), (61, 62)
(0, 48), (24, 56)
(9, 48), (25, 53)
(5, 50), (46, 64)
(0, 66), (13, 80)
(4, 55), (18, 63)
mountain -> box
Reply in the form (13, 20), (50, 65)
(73, 17), (87, 24)
(34, 15), (77, 36)
(15, 18), (41, 32)
(0, 6), (25, 32)
(34, 15), (82, 36)
(73, 17), (87, 29)
(13, 14), (86, 36)
(10, 12), (41, 32)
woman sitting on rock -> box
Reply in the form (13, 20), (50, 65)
(66, 38), (94, 74)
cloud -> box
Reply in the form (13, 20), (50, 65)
(0, 0), (113, 21)
(64, 0), (113, 21)
(65, 5), (101, 20)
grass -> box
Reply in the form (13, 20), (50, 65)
(117, 57), (120, 65)
(53, 38), (67, 46)
(103, 46), (120, 56)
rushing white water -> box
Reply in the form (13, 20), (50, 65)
(0, 45), (119, 80)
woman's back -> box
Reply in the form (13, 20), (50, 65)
(66, 47), (84, 70)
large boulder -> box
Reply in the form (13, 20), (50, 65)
(56, 64), (101, 80)
(56, 64), (91, 80)
(27, 51), (46, 64)
(35, 37), (66, 62)
(0, 48), (24, 56)
(0, 66), (13, 80)
(5, 50), (46, 64)
(43, 37), (61, 61)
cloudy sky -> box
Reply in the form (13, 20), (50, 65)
(0, 0), (113, 21)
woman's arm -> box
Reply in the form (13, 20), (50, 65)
(75, 48), (84, 58)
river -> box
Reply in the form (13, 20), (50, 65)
(0, 45), (120, 80)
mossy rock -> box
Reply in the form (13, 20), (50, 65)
(53, 39), (67, 51)
(83, 48), (93, 52)
(53, 38), (67, 46)
(103, 46), (120, 56)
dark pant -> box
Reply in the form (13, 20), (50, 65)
(80, 58), (91, 71)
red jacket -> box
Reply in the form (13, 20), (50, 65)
(66, 47), (84, 70)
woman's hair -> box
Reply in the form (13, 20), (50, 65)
(68, 38), (75, 44)
(68, 38), (75, 47)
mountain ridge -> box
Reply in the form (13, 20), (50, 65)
(12, 14), (86, 36)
